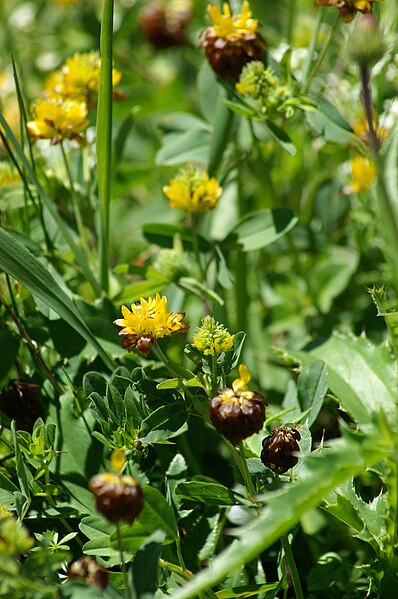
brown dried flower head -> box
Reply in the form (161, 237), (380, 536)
(139, 0), (193, 49)
(88, 472), (144, 524)
(209, 365), (266, 445)
(0, 380), (42, 431)
(67, 556), (108, 590)
(261, 427), (301, 474)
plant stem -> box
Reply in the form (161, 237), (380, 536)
(227, 440), (256, 503)
(360, 65), (398, 296)
(176, 535), (187, 572)
(281, 534), (304, 599)
(116, 522), (132, 599)
(302, 14), (339, 94)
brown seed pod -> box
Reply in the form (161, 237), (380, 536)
(88, 472), (144, 524)
(67, 556), (108, 590)
(200, 30), (265, 81)
(209, 388), (266, 446)
(261, 427), (301, 474)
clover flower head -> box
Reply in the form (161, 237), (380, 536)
(200, 1), (265, 80)
(163, 166), (222, 212)
(113, 293), (189, 356)
(346, 156), (376, 193)
(207, 1), (258, 40)
(315, 0), (380, 22)
(27, 97), (89, 146)
(209, 364), (266, 445)
(45, 52), (122, 106)
(193, 316), (234, 356)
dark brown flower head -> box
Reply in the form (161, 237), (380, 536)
(261, 427), (301, 474)
(88, 472), (144, 524)
(315, 0), (379, 22)
(0, 380), (42, 431)
(67, 557), (108, 590)
(200, 2), (266, 81)
(209, 365), (266, 445)
(139, 0), (192, 50)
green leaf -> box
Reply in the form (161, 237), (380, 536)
(307, 91), (353, 133)
(306, 332), (397, 424)
(175, 481), (241, 506)
(179, 277), (224, 305)
(370, 286), (398, 359)
(139, 403), (188, 443)
(11, 420), (31, 499)
(171, 428), (386, 599)
(263, 121), (296, 156)
(0, 473), (19, 510)
(142, 223), (211, 252)
(131, 530), (166, 599)
(0, 228), (114, 370)
(311, 246), (359, 313)
(297, 360), (328, 427)
(137, 486), (178, 541)
(216, 582), (280, 598)
(222, 209), (298, 252)
(156, 130), (210, 166)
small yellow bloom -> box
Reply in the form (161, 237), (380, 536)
(113, 293), (189, 356)
(163, 167), (222, 212)
(207, 1), (259, 40)
(45, 52), (122, 106)
(348, 156), (376, 193)
(27, 97), (89, 146)
(315, 0), (380, 21)
(232, 364), (251, 394)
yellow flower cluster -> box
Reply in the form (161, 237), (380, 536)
(113, 293), (189, 356)
(193, 316), (234, 356)
(163, 167), (222, 212)
(44, 52), (122, 106)
(207, 1), (259, 40)
(27, 51), (122, 146)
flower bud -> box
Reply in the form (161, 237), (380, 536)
(88, 472), (144, 524)
(348, 14), (386, 66)
(261, 427), (301, 474)
(67, 557), (108, 590)
(139, 0), (192, 50)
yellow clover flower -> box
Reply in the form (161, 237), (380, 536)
(113, 293), (189, 356)
(27, 97), (89, 146)
(163, 167), (222, 212)
(347, 156), (376, 193)
(315, 0), (380, 22)
(45, 52), (122, 106)
(207, 1), (259, 40)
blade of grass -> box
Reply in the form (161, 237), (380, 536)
(96, 0), (114, 294)
(0, 227), (115, 371)
(0, 111), (101, 295)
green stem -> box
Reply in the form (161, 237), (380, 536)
(227, 440), (256, 503)
(208, 88), (234, 177)
(116, 522), (132, 599)
(287, 0), (297, 48)
(302, 14), (339, 94)
(360, 65), (398, 296)
(176, 535), (187, 572)
(281, 535), (304, 599)
(44, 465), (83, 548)
(153, 341), (178, 379)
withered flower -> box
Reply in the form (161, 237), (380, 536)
(261, 427), (301, 474)
(67, 557), (108, 590)
(88, 472), (144, 524)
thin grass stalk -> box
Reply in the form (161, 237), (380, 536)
(97, 0), (114, 294)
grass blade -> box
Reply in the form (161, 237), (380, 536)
(0, 227), (114, 371)
(96, 0), (114, 294)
